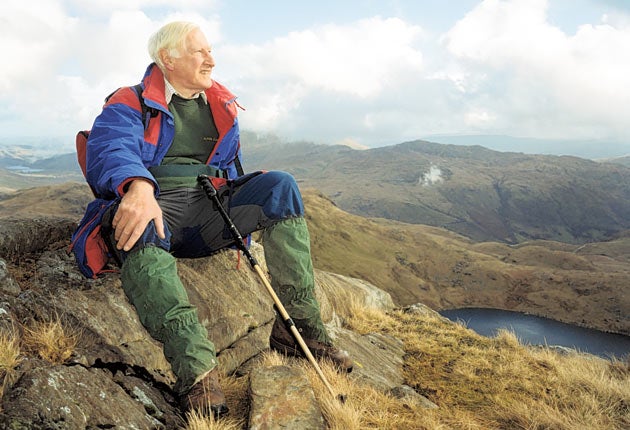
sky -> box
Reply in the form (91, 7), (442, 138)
(1, 0), (629, 155)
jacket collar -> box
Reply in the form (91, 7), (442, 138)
(140, 63), (238, 116)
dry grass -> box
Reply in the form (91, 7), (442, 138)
(183, 367), (249, 430)
(0, 328), (22, 404)
(184, 409), (244, 430)
(1, 316), (81, 409)
(183, 304), (628, 429)
(347, 305), (630, 430)
(303, 189), (630, 336)
(22, 316), (80, 365)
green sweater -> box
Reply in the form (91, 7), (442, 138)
(158, 94), (219, 188)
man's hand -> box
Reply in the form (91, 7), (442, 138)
(112, 179), (165, 251)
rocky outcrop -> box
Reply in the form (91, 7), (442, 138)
(0, 218), (433, 429)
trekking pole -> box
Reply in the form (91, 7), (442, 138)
(197, 175), (345, 402)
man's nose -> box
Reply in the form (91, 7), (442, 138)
(204, 51), (215, 66)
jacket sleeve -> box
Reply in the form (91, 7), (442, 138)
(85, 88), (158, 199)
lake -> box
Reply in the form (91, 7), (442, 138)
(439, 308), (630, 360)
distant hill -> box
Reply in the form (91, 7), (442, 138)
(602, 155), (630, 168)
(0, 183), (628, 336)
(0, 152), (83, 193)
(420, 135), (630, 159)
(31, 152), (82, 172)
(243, 139), (630, 244)
(2, 136), (630, 245)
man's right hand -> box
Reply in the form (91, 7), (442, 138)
(112, 179), (166, 251)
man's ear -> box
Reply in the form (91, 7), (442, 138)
(160, 49), (175, 71)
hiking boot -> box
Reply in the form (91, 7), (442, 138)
(180, 368), (229, 418)
(269, 318), (354, 373)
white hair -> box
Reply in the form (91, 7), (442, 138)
(147, 21), (200, 71)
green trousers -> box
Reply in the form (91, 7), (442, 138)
(262, 217), (330, 344)
(120, 216), (328, 395)
(121, 246), (217, 395)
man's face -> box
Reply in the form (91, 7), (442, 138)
(166, 28), (215, 96)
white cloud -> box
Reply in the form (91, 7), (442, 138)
(420, 165), (443, 186)
(65, 0), (218, 14)
(443, 0), (630, 140)
(0, 1), (77, 93)
(267, 17), (424, 98)
(229, 16), (424, 97)
(464, 109), (497, 128)
(0, 1), (222, 140)
(218, 17), (424, 141)
(1, 0), (629, 154)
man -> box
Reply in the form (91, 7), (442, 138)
(73, 21), (352, 418)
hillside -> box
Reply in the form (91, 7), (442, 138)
(0, 151), (83, 194)
(301, 189), (629, 336)
(2, 138), (630, 245)
(603, 155), (630, 168)
(244, 138), (630, 244)
(1, 182), (627, 336)
(0, 183), (628, 429)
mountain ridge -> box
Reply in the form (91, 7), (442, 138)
(1, 182), (627, 336)
(2, 137), (630, 245)
(242, 138), (630, 244)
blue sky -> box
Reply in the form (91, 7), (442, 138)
(1, 0), (629, 154)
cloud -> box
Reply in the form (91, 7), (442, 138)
(0, 1), (222, 139)
(0, 1), (77, 93)
(1, 0), (629, 154)
(442, 0), (630, 140)
(218, 17), (425, 139)
(420, 165), (443, 186)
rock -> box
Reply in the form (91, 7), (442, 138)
(0, 218), (413, 428)
(0, 258), (20, 296)
(333, 328), (405, 391)
(315, 270), (395, 326)
(248, 365), (325, 430)
(402, 302), (452, 323)
(0, 218), (76, 262)
(0, 364), (165, 430)
(111, 374), (182, 429)
(390, 385), (438, 409)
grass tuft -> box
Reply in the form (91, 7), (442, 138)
(184, 408), (245, 430)
(22, 316), (80, 365)
(0, 329), (22, 405)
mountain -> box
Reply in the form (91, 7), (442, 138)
(243, 138), (630, 244)
(1, 201), (626, 428)
(0, 136), (74, 162)
(1, 183), (627, 336)
(420, 134), (630, 159)
(602, 155), (630, 168)
(31, 152), (82, 172)
(0, 151), (83, 193)
(302, 188), (629, 336)
(2, 136), (630, 245)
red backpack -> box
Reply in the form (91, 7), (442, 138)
(75, 84), (158, 189)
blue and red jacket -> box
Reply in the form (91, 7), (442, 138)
(71, 63), (242, 278)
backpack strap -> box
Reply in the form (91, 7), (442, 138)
(103, 84), (159, 130)
(233, 154), (245, 176)
(131, 84), (159, 130)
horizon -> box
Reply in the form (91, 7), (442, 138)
(1, 0), (629, 155)
(1, 132), (628, 161)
